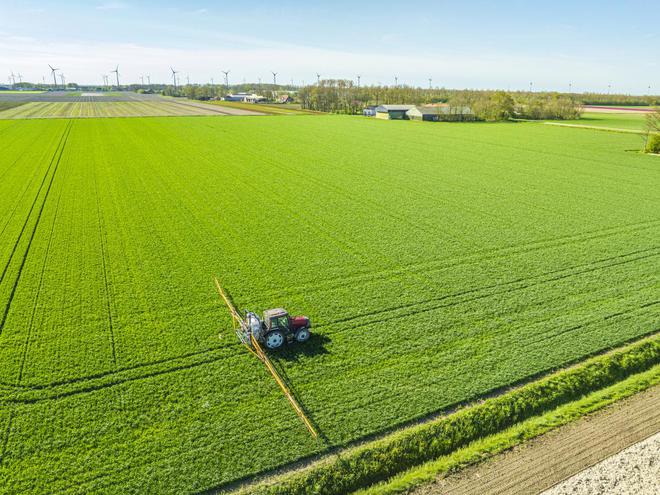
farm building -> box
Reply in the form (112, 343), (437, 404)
(375, 104), (416, 120)
(406, 105), (475, 122)
(223, 92), (266, 103)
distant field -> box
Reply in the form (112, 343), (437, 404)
(0, 102), (28, 112)
(555, 111), (649, 131)
(0, 90), (44, 94)
(0, 100), (258, 119)
(1, 116), (657, 494)
(204, 100), (319, 115)
(583, 105), (655, 113)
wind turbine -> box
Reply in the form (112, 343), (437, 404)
(186, 74), (190, 85)
(140, 75), (144, 86)
(394, 75), (398, 87)
(48, 64), (59, 88)
(428, 77), (432, 90)
(59, 73), (66, 87)
(111, 65), (120, 88)
(357, 75), (361, 88)
(9, 72), (16, 86)
(271, 71), (277, 85)
(17, 73), (23, 84)
(222, 69), (230, 90)
(316, 73), (321, 85)
(170, 67), (178, 90)
(147, 75), (151, 86)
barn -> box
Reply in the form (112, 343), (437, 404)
(406, 105), (475, 122)
(375, 104), (416, 120)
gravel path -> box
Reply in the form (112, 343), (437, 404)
(542, 432), (659, 495)
(412, 385), (659, 495)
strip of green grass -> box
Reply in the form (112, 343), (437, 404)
(248, 336), (659, 495)
(560, 111), (649, 131)
(357, 363), (660, 495)
(0, 90), (44, 94)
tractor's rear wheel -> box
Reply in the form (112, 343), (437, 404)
(264, 330), (285, 349)
(295, 327), (311, 343)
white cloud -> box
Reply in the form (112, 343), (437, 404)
(96, 2), (129, 10)
(0, 33), (654, 94)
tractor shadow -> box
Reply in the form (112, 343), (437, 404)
(276, 332), (331, 361)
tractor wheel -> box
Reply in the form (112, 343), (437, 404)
(294, 327), (311, 343)
(264, 330), (285, 350)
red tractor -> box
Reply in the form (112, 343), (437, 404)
(246, 308), (311, 350)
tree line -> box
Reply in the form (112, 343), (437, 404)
(297, 80), (584, 120)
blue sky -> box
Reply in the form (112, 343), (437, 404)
(1, 0), (658, 93)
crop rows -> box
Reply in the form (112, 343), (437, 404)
(0, 116), (658, 494)
(0, 101), (227, 119)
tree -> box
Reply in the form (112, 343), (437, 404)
(645, 108), (660, 153)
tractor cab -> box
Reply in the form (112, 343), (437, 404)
(261, 308), (311, 349)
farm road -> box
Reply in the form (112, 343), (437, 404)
(412, 384), (660, 495)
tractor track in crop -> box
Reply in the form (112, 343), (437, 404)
(16, 142), (68, 386)
(0, 122), (70, 287)
(0, 247), (656, 403)
(254, 218), (660, 303)
(318, 247), (659, 332)
(0, 346), (241, 404)
(0, 120), (72, 335)
(93, 165), (118, 367)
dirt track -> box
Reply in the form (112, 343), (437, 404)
(413, 385), (660, 495)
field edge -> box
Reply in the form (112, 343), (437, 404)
(356, 362), (660, 495)
(226, 333), (660, 495)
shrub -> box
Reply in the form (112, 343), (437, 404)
(646, 133), (660, 153)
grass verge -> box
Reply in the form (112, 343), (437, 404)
(243, 335), (659, 495)
(357, 363), (660, 494)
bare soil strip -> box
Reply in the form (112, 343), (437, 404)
(412, 385), (660, 495)
(166, 98), (265, 116)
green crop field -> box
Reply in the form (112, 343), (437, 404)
(0, 116), (658, 494)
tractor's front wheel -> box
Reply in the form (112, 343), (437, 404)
(294, 327), (311, 343)
(264, 330), (285, 349)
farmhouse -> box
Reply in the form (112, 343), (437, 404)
(223, 92), (266, 103)
(406, 105), (475, 122)
(375, 104), (416, 120)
